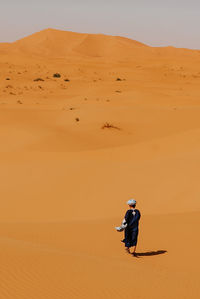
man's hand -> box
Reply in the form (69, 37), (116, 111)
(115, 226), (124, 232)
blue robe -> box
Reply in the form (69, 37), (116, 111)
(122, 209), (141, 248)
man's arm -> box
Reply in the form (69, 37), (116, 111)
(115, 210), (130, 232)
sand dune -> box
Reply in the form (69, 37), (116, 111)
(0, 29), (200, 298)
(1, 29), (147, 59)
(0, 213), (199, 299)
(2, 28), (199, 61)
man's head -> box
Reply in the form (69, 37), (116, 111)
(129, 204), (136, 208)
(127, 199), (136, 208)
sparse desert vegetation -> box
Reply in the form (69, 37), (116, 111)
(102, 122), (120, 130)
(34, 78), (44, 82)
(53, 73), (61, 78)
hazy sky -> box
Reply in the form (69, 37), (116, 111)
(1, 0), (200, 49)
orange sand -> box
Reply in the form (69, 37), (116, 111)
(0, 29), (200, 298)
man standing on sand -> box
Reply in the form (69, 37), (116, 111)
(115, 199), (141, 255)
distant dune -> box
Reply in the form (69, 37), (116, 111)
(1, 28), (199, 60)
(0, 29), (147, 59)
(0, 28), (200, 299)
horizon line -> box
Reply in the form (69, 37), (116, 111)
(0, 28), (200, 51)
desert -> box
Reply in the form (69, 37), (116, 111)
(0, 28), (200, 298)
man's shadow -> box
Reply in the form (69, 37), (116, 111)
(133, 250), (167, 257)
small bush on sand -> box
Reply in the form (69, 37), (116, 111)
(64, 78), (70, 82)
(53, 73), (61, 78)
(75, 118), (80, 122)
(116, 78), (122, 81)
(34, 78), (44, 82)
(102, 123), (120, 130)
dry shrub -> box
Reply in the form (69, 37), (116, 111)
(34, 78), (44, 82)
(53, 73), (61, 78)
(102, 122), (120, 130)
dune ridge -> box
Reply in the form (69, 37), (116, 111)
(1, 28), (200, 61)
(0, 29), (148, 59)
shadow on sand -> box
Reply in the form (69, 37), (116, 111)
(133, 250), (167, 257)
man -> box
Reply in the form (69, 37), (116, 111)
(115, 199), (141, 255)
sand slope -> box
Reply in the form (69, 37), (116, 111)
(0, 212), (200, 299)
(1, 29), (147, 60)
(0, 29), (200, 298)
